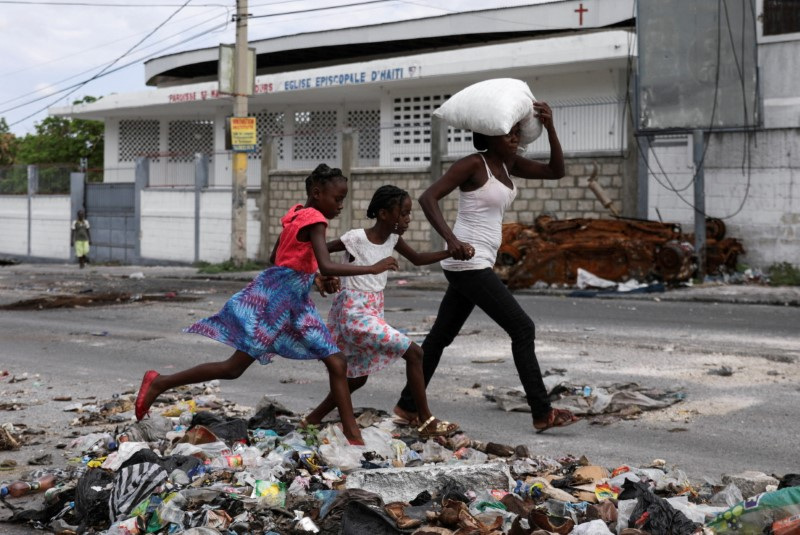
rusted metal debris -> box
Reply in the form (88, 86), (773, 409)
(494, 215), (745, 289)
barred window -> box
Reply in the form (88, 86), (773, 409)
(763, 0), (800, 35)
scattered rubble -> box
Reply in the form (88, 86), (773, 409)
(494, 216), (745, 290)
(1, 381), (797, 535)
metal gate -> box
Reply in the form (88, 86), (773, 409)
(85, 182), (136, 263)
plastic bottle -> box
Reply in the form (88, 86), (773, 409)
(0, 474), (57, 498)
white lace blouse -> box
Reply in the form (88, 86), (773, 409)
(340, 228), (399, 292)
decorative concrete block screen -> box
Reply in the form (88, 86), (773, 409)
(251, 111), (285, 162)
(346, 109), (380, 166)
(382, 92), (473, 167)
(168, 120), (214, 163)
(292, 109), (338, 165)
(118, 120), (160, 162)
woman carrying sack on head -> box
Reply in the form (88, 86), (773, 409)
(393, 98), (580, 433)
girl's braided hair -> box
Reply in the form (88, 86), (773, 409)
(305, 163), (347, 195)
(366, 185), (409, 219)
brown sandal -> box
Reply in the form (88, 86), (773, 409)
(417, 416), (460, 440)
(533, 408), (579, 434)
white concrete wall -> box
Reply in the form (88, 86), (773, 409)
(31, 196), (71, 259)
(0, 196), (29, 256)
(0, 195), (71, 259)
(140, 188), (261, 263)
(648, 129), (800, 269)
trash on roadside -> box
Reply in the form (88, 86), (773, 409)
(0, 385), (795, 535)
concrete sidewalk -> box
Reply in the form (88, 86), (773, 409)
(1, 262), (799, 307)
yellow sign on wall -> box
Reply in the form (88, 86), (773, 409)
(230, 117), (257, 152)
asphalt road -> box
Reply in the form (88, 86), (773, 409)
(1, 267), (798, 511)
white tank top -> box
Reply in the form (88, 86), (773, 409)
(440, 154), (517, 271)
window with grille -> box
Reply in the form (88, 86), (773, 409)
(119, 120), (160, 162)
(346, 109), (380, 164)
(292, 110), (338, 161)
(390, 93), (471, 165)
(167, 120), (214, 162)
(763, 0), (800, 35)
(251, 110), (285, 161)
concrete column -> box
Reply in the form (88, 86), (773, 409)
(258, 136), (278, 263)
(194, 153), (209, 264)
(134, 157), (149, 264)
(340, 129), (355, 235)
(636, 135), (650, 220)
(26, 165), (38, 257)
(692, 130), (707, 280)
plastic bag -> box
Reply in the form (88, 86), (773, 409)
(433, 78), (543, 144)
(706, 486), (800, 534)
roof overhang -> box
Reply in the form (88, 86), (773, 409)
(144, 0), (634, 87)
(51, 29), (635, 121)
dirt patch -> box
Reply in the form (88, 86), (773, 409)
(0, 292), (199, 310)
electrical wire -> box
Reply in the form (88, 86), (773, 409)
(4, 0), (206, 126)
(632, 0), (755, 221)
(0, 7), (230, 100)
(5, 24), (233, 127)
(0, 0), (224, 6)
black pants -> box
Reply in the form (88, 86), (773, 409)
(397, 268), (551, 419)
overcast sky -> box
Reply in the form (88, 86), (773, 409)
(0, 0), (541, 136)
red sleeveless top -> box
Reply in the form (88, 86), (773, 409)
(275, 204), (328, 273)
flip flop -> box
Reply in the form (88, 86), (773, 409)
(134, 370), (159, 421)
(533, 408), (579, 434)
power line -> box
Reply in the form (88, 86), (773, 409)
(0, 7), (229, 93)
(5, 0), (207, 126)
(0, 0), (223, 5)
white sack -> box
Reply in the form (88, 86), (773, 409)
(433, 78), (543, 145)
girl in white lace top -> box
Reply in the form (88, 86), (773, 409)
(302, 185), (466, 439)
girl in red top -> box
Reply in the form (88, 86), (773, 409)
(134, 164), (397, 445)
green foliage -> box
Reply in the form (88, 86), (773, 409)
(0, 118), (18, 166)
(767, 262), (800, 286)
(298, 423), (320, 447)
(195, 259), (266, 274)
(15, 97), (103, 170)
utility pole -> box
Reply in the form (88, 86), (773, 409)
(230, 0), (249, 266)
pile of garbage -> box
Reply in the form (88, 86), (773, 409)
(494, 216), (745, 290)
(1, 383), (798, 535)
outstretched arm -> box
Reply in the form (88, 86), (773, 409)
(508, 102), (565, 180)
(309, 223), (397, 276)
(419, 156), (479, 261)
(394, 237), (451, 266)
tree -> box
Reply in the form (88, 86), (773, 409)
(0, 117), (17, 166)
(16, 96), (103, 171)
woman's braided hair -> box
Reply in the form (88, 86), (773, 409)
(305, 163), (347, 195)
(366, 185), (409, 219)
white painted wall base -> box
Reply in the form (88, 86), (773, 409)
(140, 189), (261, 264)
(0, 196), (71, 259)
